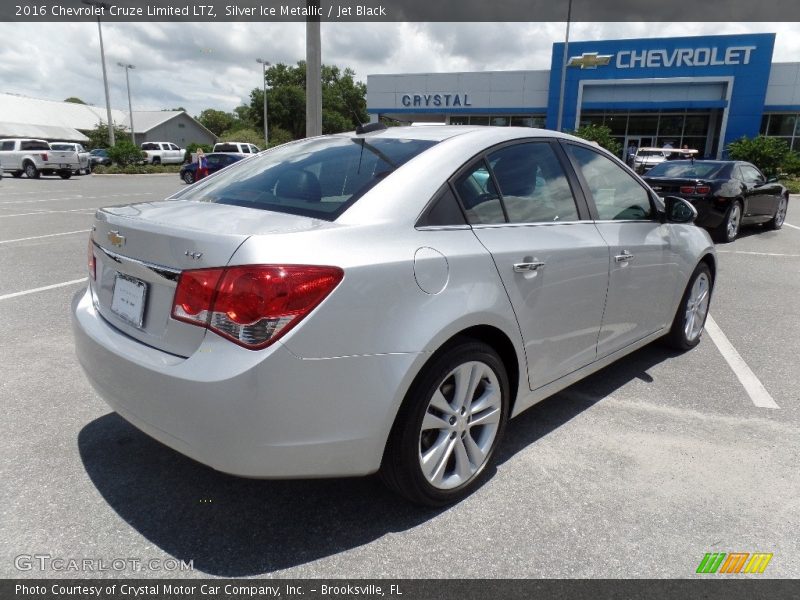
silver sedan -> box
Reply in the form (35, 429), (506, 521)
(72, 126), (715, 505)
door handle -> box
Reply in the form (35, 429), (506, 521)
(614, 251), (635, 263)
(513, 261), (546, 273)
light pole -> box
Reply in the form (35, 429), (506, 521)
(117, 63), (135, 145)
(556, 0), (573, 132)
(256, 58), (270, 147)
(82, 0), (114, 146)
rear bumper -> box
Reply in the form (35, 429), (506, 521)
(72, 287), (421, 478)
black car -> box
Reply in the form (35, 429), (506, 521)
(89, 148), (112, 167)
(643, 160), (789, 243)
(179, 152), (245, 184)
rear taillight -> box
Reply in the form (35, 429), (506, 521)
(40, 152), (48, 161)
(88, 239), (96, 280)
(679, 185), (711, 195)
(172, 265), (343, 349)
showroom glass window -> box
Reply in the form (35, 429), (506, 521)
(567, 145), (654, 221)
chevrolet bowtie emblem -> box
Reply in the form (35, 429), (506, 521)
(568, 52), (613, 69)
(107, 230), (126, 248)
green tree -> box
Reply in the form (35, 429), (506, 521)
(197, 109), (235, 136)
(64, 97), (86, 104)
(81, 122), (131, 149)
(108, 140), (145, 166)
(217, 127), (265, 148)
(727, 135), (792, 177)
(248, 62), (368, 142)
(570, 124), (622, 157)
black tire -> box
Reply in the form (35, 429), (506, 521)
(12, 171), (23, 178)
(182, 170), (195, 184)
(152, 157), (161, 165)
(24, 162), (40, 179)
(663, 262), (714, 351)
(764, 194), (788, 231)
(713, 200), (742, 243)
(380, 339), (509, 506)
(59, 171), (72, 180)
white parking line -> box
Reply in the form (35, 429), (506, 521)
(717, 250), (800, 257)
(0, 229), (90, 244)
(0, 278), (87, 302)
(0, 208), (97, 219)
(784, 223), (800, 231)
(704, 315), (779, 409)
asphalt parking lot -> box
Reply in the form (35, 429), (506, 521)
(1, 173), (798, 579)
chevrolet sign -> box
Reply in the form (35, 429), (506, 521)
(568, 53), (613, 69)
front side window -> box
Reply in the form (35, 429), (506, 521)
(567, 144), (654, 221)
(175, 136), (437, 221)
(740, 164), (764, 184)
(486, 142), (579, 223)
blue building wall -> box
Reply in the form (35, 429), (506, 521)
(546, 33), (776, 152)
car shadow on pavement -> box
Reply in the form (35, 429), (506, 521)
(78, 342), (680, 577)
(78, 414), (444, 577)
(496, 342), (682, 464)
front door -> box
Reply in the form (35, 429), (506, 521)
(453, 140), (610, 390)
(564, 143), (680, 356)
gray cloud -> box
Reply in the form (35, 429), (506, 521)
(0, 22), (798, 118)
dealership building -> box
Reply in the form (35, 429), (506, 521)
(367, 33), (800, 159)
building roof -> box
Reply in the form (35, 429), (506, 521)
(0, 93), (214, 140)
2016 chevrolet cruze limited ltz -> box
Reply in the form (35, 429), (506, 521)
(73, 126), (716, 505)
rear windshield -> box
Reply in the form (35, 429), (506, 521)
(646, 161), (728, 179)
(20, 141), (50, 151)
(177, 136), (438, 220)
(50, 144), (71, 151)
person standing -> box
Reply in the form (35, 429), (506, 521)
(196, 148), (209, 180)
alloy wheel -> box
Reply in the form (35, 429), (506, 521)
(774, 197), (787, 228)
(418, 361), (502, 490)
(684, 272), (711, 342)
(726, 203), (741, 240)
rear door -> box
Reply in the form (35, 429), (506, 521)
(564, 142), (680, 357)
(453, 140), (610, 390)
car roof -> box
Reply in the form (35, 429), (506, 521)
(333, 125), (584, 144)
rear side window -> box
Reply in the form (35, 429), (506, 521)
(20, 141), (49, 151)
(177, 136), (438, 221)
(142, 143), (157, 150)
(1, 141), (16, 150)
(454, 161), (505, 224)
(567, 145), (654, 221)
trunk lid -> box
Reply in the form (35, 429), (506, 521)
(90, 200), (329, 357)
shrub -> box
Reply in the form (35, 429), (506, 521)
(217, 127), (266, 148)
(184, 142), (213, 163)
(92, 164), (182, 175)
(570, 124), (622, 157)
(108, 140), (146, 166)
(726, 135), (791, 177)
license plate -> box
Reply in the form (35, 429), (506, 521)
(111, 274), (148, 328)
(60, 163), (69, 168)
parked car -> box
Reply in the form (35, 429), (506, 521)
(73, 126), (716, 506)
(89, 148), (112, 167)
(179, 152), (245, 184)
(0, 138), (81, 179)
(631, 147), (669, 174)
(140, 141), (185, 165)
(213, 141), (260, 154)
(50, 142), (92, 175)
(643, 160), (789, 243)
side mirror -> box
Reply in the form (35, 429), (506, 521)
(766, 176), (779, 184)
(664, 196), (697, 224)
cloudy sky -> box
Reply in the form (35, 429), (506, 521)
(0, 21), (798, 117)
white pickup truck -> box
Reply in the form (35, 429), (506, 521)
(50, 142), (92, 175)
(0, 138), (81, 179)
(140, 141), (185, 165)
